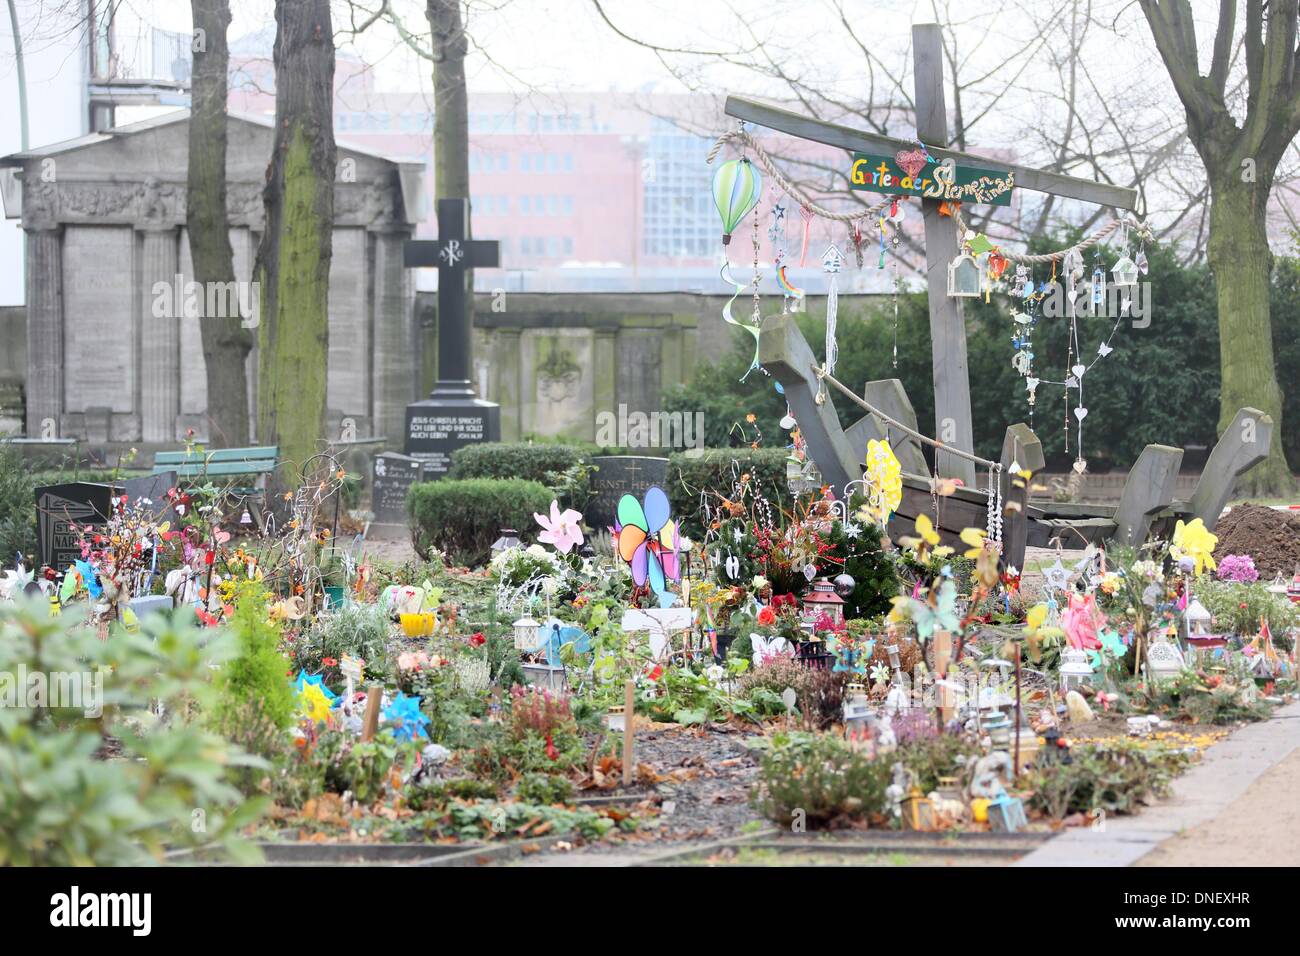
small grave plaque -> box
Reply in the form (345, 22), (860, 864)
(371, 452), (426, 526)
(34, 482), (115, 571)
(587, 456), (670, 529)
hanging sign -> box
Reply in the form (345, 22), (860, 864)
(850, 153), (1014, 206)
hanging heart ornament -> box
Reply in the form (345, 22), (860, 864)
(1072, 364), (1087, 379)
(895, 148), (928, 179)
(1074, 406), (1089, 421)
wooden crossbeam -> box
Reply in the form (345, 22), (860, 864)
(723, 95), (1138, 210)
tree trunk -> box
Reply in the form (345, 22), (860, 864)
(1205, 169), (1294, 496)
(187, 0), (251, 447)
(428, 0), (472, 383)
(255, 0), (335, 495)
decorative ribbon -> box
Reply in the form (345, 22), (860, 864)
(721, 259), (762, 381)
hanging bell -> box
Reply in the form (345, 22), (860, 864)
(240, 508), (253, 525)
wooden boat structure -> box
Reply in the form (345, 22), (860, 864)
(760, 313), (1274, 571)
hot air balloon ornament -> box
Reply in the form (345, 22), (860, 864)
(712, 157), (763, 246)
(613, 486), (681, 608)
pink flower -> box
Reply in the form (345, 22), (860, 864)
(534, 500), (585, 554)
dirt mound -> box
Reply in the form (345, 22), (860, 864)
(1213, 504), (1300, 576)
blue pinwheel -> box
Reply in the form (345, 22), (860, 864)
(383, 692), (430, 742)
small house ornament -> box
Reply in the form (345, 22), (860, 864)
(491, 528), (521, 557)
(801, 578), (846, 627)
(1111, 253), (1140, 288)
(821, 243), (845, 274)
(947, 252), (982, 297)
(1145, 636), (1185, 684)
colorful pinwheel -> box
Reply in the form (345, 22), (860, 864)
(383, 692), (430, 742)
(614, 486), (680, 597)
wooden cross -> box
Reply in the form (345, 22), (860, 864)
(726, 23), (1137, 484)
(404, 198), (500, 399)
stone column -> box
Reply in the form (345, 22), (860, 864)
(494, 327), (523, 441)
(592, 326), (618, 442)
(24, 226), (64, 438)
(139, 225), (180, 442)
(370, 228), (416, 447)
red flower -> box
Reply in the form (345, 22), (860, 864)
(545, 733), (560, 761)
(757, 606), (776, 626)
(469, 632), (486, 647)
(646, 664), (664, 681)
(321, 657), (338, 667)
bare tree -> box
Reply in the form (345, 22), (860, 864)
(188, 0), (252, 447)
(1139, 0), (1298, 494)
(255, 0), (336, 492)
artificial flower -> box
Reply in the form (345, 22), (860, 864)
(534, 500), (585, 554)
(1170, 518), (1217, 576)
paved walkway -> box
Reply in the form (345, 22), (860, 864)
(1015, 700), (1300, 866)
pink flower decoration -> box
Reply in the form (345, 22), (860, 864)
(534, 500), (584, 554)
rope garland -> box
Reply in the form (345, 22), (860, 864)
(710, 124), (1154, 264)
(708, 127), (892, 224)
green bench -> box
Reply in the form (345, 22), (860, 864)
(151, 446), (279, 519)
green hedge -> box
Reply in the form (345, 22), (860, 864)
(666, 448), (788, 537)
(448, 442), (593, 510)
(407, 477), (553, 567)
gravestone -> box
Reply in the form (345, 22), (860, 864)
(369, 452), (426, 538)
(121, 470), (179, 523)
(34, 482), (114, 571)
(587, 455), (669, 529)
(403, 198), (501, 476)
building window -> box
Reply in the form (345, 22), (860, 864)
(519, 196), (531, 216)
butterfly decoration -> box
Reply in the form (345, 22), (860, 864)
(614, 486), (680, 606)
(751, 634), (793, 668)
(891, 578), (960, 642)
(829, 633), (875, 674)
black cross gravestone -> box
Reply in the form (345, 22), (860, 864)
(403, 198), (502, 477)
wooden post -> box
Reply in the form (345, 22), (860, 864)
(933, 629), (954, 725)
(622, 678), (635, 787)
(361, 684), (382, 742)
(912, 23), (976, 488)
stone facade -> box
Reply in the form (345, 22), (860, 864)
(1, 111), (423, 447)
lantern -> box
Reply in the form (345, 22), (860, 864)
(603, 705), (626, 733)
(1112, 254), (1140, 288)
(947, 253), (981, 297)
(712, 158), (762, 245)
(901, 787), (937, 831)
(801, 578), (845, 627)
(1183, 597), (1212, 636)
(1059, 646), (1093, 693)
(512, 614), (540, 652)
(491, 528), (521, 557)
(987, 791), (1027, 833)
(842, 682), (871, 722)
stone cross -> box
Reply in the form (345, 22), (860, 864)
(403, 198), (499, 399)
(725, 22), (1137, 484)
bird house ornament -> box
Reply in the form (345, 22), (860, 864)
(947, 252), (982, 297)
(821, 243), (844, 274)
(1111, 253), (1140, 288)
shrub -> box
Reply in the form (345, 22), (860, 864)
(1025, 739), (1195, 820)
(751, 731), (891, 828)
(449, 442), (593, 511)
(515, 772), (575, 804)
(1196, 579), (1299, 635)
(665, 447), (789, 537)
(292, 602), (393, 688)
(0, 442), (36, 563)
(0, 600), (265, 864)
(210, 583), (297, 776)
(407, 477), (553, 566)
